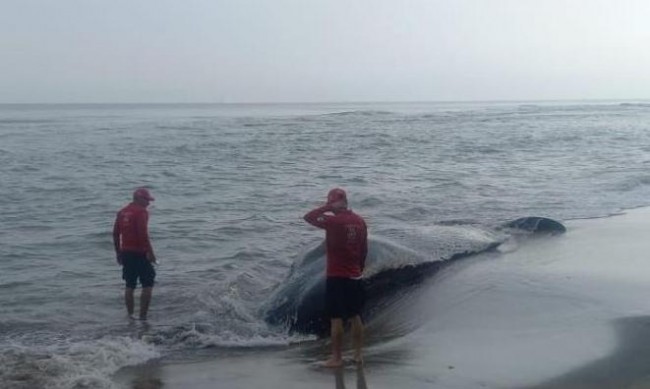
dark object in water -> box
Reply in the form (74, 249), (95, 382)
(264, 216), (566, 336)
(504, 217), (567, 234)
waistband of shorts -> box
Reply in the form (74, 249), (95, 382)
(121, 251), (148, 260)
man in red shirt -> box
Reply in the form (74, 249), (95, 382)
(113, 188), (157, 320)
(304, 188), (368, 367)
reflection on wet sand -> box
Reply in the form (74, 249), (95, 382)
(528, 316), (650, 389)
(126, 363), (163, 389)
(333, 366), (368, 389)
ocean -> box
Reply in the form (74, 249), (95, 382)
(1, 101), (650, 388)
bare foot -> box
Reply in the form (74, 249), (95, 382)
(322, 358), (343, 368)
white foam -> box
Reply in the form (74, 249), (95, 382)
(364, 225), (502, 278)
(0, 336), (159, 389)
(167, 322), (315, 349)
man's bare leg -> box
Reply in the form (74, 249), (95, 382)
(356, 365), (368, 389)
(334, 366), (345, 389)
(351, 315), (364, 364)
(125, 288), (135, 318)
(324, 318), (344, 367)
(139, 287), (152, 320)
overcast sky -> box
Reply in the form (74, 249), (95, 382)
(1, 0), (649, 103)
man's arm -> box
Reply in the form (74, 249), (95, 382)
(138, 211), (156, 263)
(112, 213), (122, 265)
(360, 220), (368, 273)
(303, 205), (333, 229)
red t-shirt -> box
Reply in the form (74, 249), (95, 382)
(304, 207), (368, 278)
(113, 203), (152, 254)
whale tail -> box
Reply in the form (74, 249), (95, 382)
(503, 216), (567, 234)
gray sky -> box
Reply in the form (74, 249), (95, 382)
(1, 0), (649, 103)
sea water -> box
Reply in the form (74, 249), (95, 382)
(1, 101), (650, 388)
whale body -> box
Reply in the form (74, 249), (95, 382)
(263, 217), (565, 336)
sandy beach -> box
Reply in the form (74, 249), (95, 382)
(114, 207), (650, 389)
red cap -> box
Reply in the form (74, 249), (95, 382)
(326, 188), (347, 205)
(133, 187), (155, 201)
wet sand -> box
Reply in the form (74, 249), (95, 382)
(115, 207), (650, 389)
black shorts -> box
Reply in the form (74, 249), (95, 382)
(325, 277), (365, 320)
(121, 251), (155, 289)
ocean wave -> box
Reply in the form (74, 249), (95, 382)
(153, 322), (313, 349)
(358, 196), (383, 208)
(615, 175), (650, 192)
(320, 110), (395, 118)
(0, 119), (56, 124)
(0, 281), (32, 290)
(155, 125), (199, 131)
(220, 248), (269, 262)
(6, 165), (41, 173)
(0, 336), (159, 389)
(518, 104), (541, 109)
(619, 103), (650, 108)
(387, 206), (434, 221)
(241, 122), (269, 128)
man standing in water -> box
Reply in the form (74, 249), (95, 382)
(113, 188), (157, 320)
(304, 188), (368, 367)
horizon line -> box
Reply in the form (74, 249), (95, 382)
(1, 97), (649, 106)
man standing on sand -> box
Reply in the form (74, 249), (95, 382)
(304, 188), (368, 367)
(113, 188), (157, 320)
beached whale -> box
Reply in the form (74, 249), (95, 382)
(263, 217), (566, 336)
